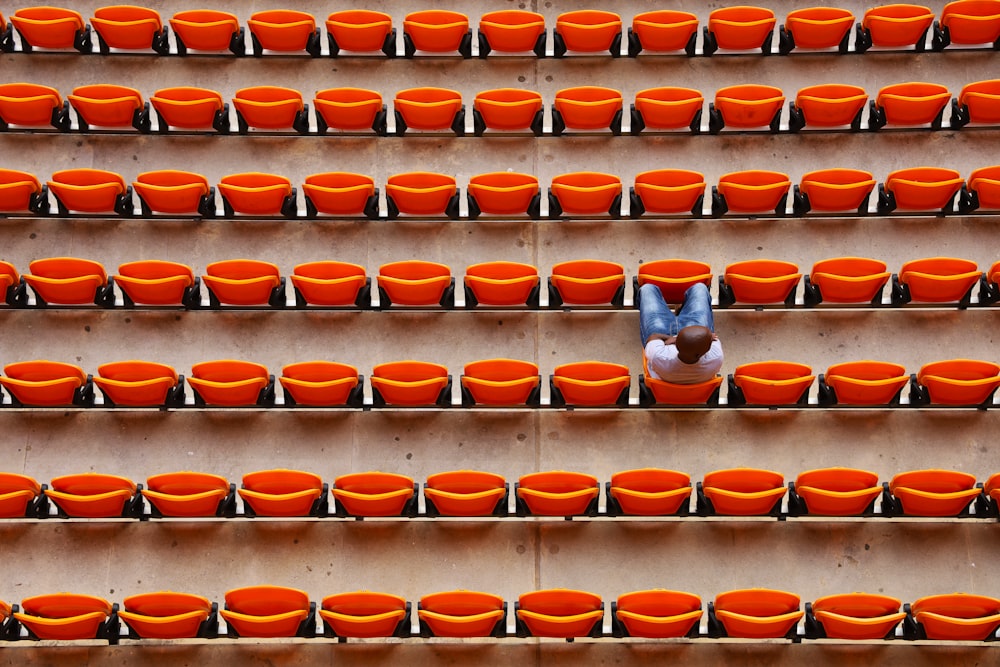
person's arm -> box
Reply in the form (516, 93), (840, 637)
(645, 333), (677, 345)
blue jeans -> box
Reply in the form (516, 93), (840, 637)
(639, 283), (714, 346)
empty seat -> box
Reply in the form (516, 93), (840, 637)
(720, 259), (801, 306)
(790, 468), (882, 516)
(370, 360), (451, 406)
(910, 593), (1000, 640)
(472, 89), (544, 135)
(705, 6), (776, 54)
(549, 172), (622, 217)
(549, 259), (626, 306)
(608, 468), (691, 516)
(730, 361), (814, 405)
(516, 471), (599, 516)
(871, 82), (950, 129)
(478, 10), (545, 56)
(248, 10), (319, 56)
(143, 471), (231, 517)
(629, 10), (698, 56)
(239, 469), (324, 517)
(279, 361), (362, 406)
(0, 168), (48, 214)
(393, 88), (464, 135)
(614, 590), (702, 638)
(631, 169), (706, 215)
(188, 360), (273, 406)
(631, 88), (704, 134)
(150, 87), (228, 133)
(517, 589), (603, 638)
(0, 82), (69, 130)
(0, 261), (24, 306)
(377, 260), (453, 307)
(169, 9), (242, 55)
(14, 594), (113, 640)
(332, 472), (416, 517)
(218, 173), (295, 217)
(221, 586), (312, 638)
(120, 591), (215, 639)
(914, 359), (1000, 405)
(47, 168), (131, 215)
(962, 164), (1000, 211)
(326, 10), (393, 56)
(879, 167), (964, 213)
(463, 261), (539, 307)
(636, 259), (712, 303)
(202, 259), (283, 307)
(935, 0), (1000, 48)
(0, 360), (88, 406)
(819, 361), (908, 405)
(788, 85), (868, 131)
(403, 10), (471, 57)
(712, 589), (802, 638)
(466, 172), (541, 217)
(68, 84), (148, 131)
(113, 259), (198, 308)
(888, 469), (980, 515)
(713, 171), (791, 216)
(23, 257), (111, 306)
(290, 261), (369, 307)
(809, 593), (905, 639)
(804, 257), (889, 305)
(320, 592), (409, 638)
(385, 173), (459, 217)
(988, 473), (1000, 507)
(779, 7), (855, 53)
(419, 590), (505, 637)
(10, 7), (90, 52)
(132, 171), (214, 217)
(46, 472), (138, 518)
(795, 169), (876, 215)
(0, 472), (42, 518)
(313, 89), (386, 134)
(895, 257), (980, 305)
(460, 359), (540, 406)
(552, 86), (623, 134)
(233, 86), (309, 134)
(709, 85), (784, 133)
(90, 5), (167, 54)
(554, 10), (622, 56)
(700, 468), (785, 515)
(551, 361), (630, 406)
(859, 4), (935, 50)
(302, 173), (377, 219)
(94, 360), (183, 407)
(423, 470), (507, 516)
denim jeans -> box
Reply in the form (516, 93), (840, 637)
(639, 282), (715, 346)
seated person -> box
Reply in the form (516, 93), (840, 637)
(639, 282), (723, 384)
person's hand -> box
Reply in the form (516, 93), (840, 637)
(711, 333), (719, 341)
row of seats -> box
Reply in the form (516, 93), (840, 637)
(2, 81), (997, 135)
(2, 467), (998, 520)
(3, 588), (997, 643)
(1, 358), (997, 409)
(1, 5), (997, 57)
(4, 167), (999, 219)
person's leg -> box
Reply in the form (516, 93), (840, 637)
(639, 283), (679, 345)
(676, 282), (715, 331)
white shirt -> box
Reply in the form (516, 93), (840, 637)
(645, 339), (724, 384)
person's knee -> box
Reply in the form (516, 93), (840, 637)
(639, 283), (660, 303)
(686, 282), (710, 300)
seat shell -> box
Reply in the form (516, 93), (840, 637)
(303, 172), (375, 215)
(714, 85), (784, 128)
(917, 358), (1000, 405)
(461, 358), (539, 406)
(279, 361), (360, 406)
(120, 591), (212, 639)
(717, 170), (791, 213)
(898, 257), (980, 303)
(636, 258), (712, 303)
(633, 169), (706, 214)
(616, 589), (702, 638)
(11, 7), (85, 49)
(632, 10), (698, 52)
(554, 86), (622, 130)
(202, 259), (281, 306)
(555, 10), (622, 52)
(968, 164), (1000, 208)
(911, 593), (1000, 640)
(68, 84), (143, 128)
(464, 261), (539, 306)
(941, 0), (1000, 44)
(48, 168), (127, 214)
(863, 4), (935, 46)
(552, 361), (630, 406)
(386, 172), (457, 215)
(0, 169), (44, 212)
(248, 10), (315, 53)
(714, 589), (802, 638)
(218, 173), (293, 216)
(724, 259), (801, 304)
(0, 472), (42, 518)
(321, 592), (407, 638)
(890, 469), (980, 516)
(799, 169), (876, 212)
(132, 170), (211, 215)
(370, 360), (449, 406)
(551, 172), (622, 215)
(473, 89), (543, 132)
(517, 589), (603, 638)
(794, 467), (881, 515)
(885, 167), (964, 210)
(424, 470), (507, 516)
(419, 591), (504, 637)
(708, 6), (777, 50)
(959, 79), (1000, 124)
(0, 82), (64, 127)
(550, 259), (625, 305)
(91, 5), (163, 51)
(15, 593), (112, 640)
(169, 9), (239, 52)
(467, 172), (539, 215)
(314, 89), (382, 132)
(479, 10), (544, 52)
(809, 257), (889, 304)
(634, 87), (704, 130)
(188, 359), (270, 406)
(47, 473), (136, 518)
(150, 87), (224, 130)
(702, 468), (785, 515)
(222, 585), (310, 638)
(394, 88), (462, 131)
(610, 469), (692, 516)
(824, 360), (908, 405)
(1, 360), (86, 406)
(876, 82), (951, 125)
(784, 7), (855, 48)
(326, 10), (392, 53)
(113, 259), (195, 306)
(239, 469), (323, 517)
(733, 360), (814, 405)
(24, 256), (108, 305)
(377, 260), (452, 306)
(143, 471), (230, 517)
(333, 472), (415, 517)
(517, 471), (599, 516)
(290, 260), (367, 306)
(794, 85), (868, 127)
(94, 360), (179, 406)
(811, 593), (904, 639)
(233, 86), (304, 131)
(403, 10), (469, 53)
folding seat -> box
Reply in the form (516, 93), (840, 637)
(68, 84), (150, 132)
(806, 593), (905, 639)
(857, 4), (935, 51)
(635, 259), (712, 303)
(248, 10), (320, 57)
(550, 361), (630, 407)
(516, 471), (599, 516)
(548, 259), (626, 307)
(478, 10), (545, 57)
(217, 173), (296, 217)
(0, 82), (71, 131)
(402, 10), (471, 58)
(202, 260), (285, 308)
(418, 591), (506, 637)
(463, 262), (540, 308)
(326, 10), (394, 57)
(132, 171), (215, 217)
(10, 7), (91, 53)
(802, 257), (889, 306)
(553, 10), (622, 57)
(516, 589), (603, 638)
(708, 85), (784, 134)
(697, 468), (785, 515)
(376, 261), (454, 308)
(778, 7), (855, 54)
(320, 592), (410, 638)
(238, 469), (326, 517)
(552, 86), (623, 134)
(629, 170), (706, 217)
(0, 360), (92, 406)
(423, 470), (508, 516)
(221, 586), (314, 638)
(892, 257), (980, 307)
(0, 169), (49, 215)
(986, 473), (1000, 513)
(613, 590), (702, 638)
(709, 589), (802, 639)
(878, 167), (964, 214)
(279, 361), (363, 407)
(817, 361), (908, 406)
(46, 472), (140, 518)
(393, 88), (465, 136)
(90, 5), (168, 54)
(232, 86), (309, 134)
(302, 173), (379, 219)
(385, 173), (460, 218)
(14, 594), (115, 640)
(630, 88), (704, 135)
(908, 593), (1000, 640)
(369, 360), (451, 406)
(606, 468), (692, 516)
(471, 89), (544, 136)
(911, 359), (1000, 405)
(120, 591), (217, 639)
(870, 82), (950, 130)
(466, 172), (542, 217)
(0, 472), (43, 518)
(169, 9), (243, 56)
(787, 467), (882, 516)
(188, 360), (275, 406)
(142, 471), (233, 518)
(933, 0), (1000, 49)
(0, 261), (27, 307)
(94, 360), (184, 407)
(290, 261), (370, 308)
(718, 259), (801, 306)
(460, 359), (540, 406)
(628, 10), (699, 56)
(639, 357), (724, 406)
(787, 85), (869, 132)
(112, 259), (200, 308)
(23, 257), (114, 306)
(960, 164), (1000, 213)
(548, 172), (623, 217)
(47, 169), (133, 216)
(704, 6), (777, 55)
(712, 170), (791, 217)
(952, 80), (1000, 129)
(728, 361), (814, 405)
(885, 469), (981, 516)
(793, 169), (876, 216)
(985, 259), (1000, 305)
(332, 472), (417, 517)
(150, 87), (229, 134)
(313, 89), (387, 135)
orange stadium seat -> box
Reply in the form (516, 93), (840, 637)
(934, 0), (1000, 48)
(423, 470), (508, 516)
(466, 172), (541, 217)
(47, 168), (132, 215)
(326, 10), (394, 56)
(779, 7), (855, 53)
(46, 472), (138, 518)
(552, 86), (623, 134)
(302, 172), (379, 217)
(787, 85), (868, 131)
(94, 360), (184, 407)
(789, 467), (882, 516)
(858, 3), (935, 51)
(630, 170), (706, 216)
(870, 82), (950, 129)
(221, 586), (313, 638)
(289, 261), (370, 308)
(988, 473), (1000, 509)
(132, 170), (214, 216)
(403, 10), (471, 57)
(238, 470), (325, 517)
(0, 82), (70, 131)
(113, 259), (199, 307)
(0, 473), (42, 518)
(150, 87), (229, 133)
(68, 84), (149, 132)
(712, 170), (791, 216)
(169, 9), (243, 55)
(516, 589), (603, 638)
(419, 590), (506, 638)
(279, 361), (362, 407)
(14, 594), (114, 640)
(635, 259), (712, 303)
(393, 87), (464, 135)
(817, 361), (908, 406)
(516, 471), (599, 516)
(460, 359), (540, 406)
(120, 591), (216, 639)
(808, 593), (905, 639)
(202, 259), (284, 308)
(630, 87), (704, 134)
(952, 80), (1000, 129)
(960, 164), (1000, 213)
(0, 261), (25, 306)
(385, 173), (459, 217)
(0, 169), (49, 214)
(472, 89), (544, 135)
(718, 259), (801, 306)
(218, 173), (296, 217)
(187, 360), (274, 407)
(10, 6), (91, 52)
(911, 359), (1000, 405)
(463, 262), (540, 308)
(893, 257), (980, 306)
(478, 10), (545, 56)
(550, 361), (630, 407)
(607, 468), (692, 516)
(376, 261), (454, 308)
(548, 259), (625, 307)
(803, 257), (889, 305)
(313, 88), (386, 135)
(705, 6), (776, 54)
(886, 469), (981, 516)
(23, 257), (113, 306)
(639, 357), (723, 406)
(709, 85), (784, 133)
(729, 361), (814, 405)
(909, 594), (1000, 640)
(143, 471), (232, 518)
(711, 589), (802, 639)
(233, 86), (309, 134)
(794, 169), (876, 215)
(1, 360), (90, 406)
(370, 360), (451, 406)
(248, 10), (319, 57)
(548, 172), (623, 217)
(90, 5), (167, 54)
(320, 592), (409, 638)
(553, 10), (622, 56)
(614, 590), (702, 638)
(332, 472), (416, 517)
(878, 167), (964, 213)
(628, 10), (698, 56)
(699, 468), (785, 516)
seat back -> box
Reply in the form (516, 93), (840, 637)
(326, 10), (393, 53)
(320, 591), (408, 638)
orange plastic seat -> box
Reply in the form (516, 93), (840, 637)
(370, 360), (450, 406)
(553, 86), (623, 133)
(721, 259), (801, 306)
(915, 359), (1000, 405)
(731, 361), (815, 405)
(68, 84), (147, 131)
(795, 169), (876, 215)
(302, 172), (377, 217)
(936, 0), (1000, 48)
(314, 89), (385, 134)
(91, 5), (166, 53)
(710, 85), (784, 133)
(10, 7), (89, 51)
(888, 469), (980, 515)
(321, 592), (408, 638)
(94, 360), (182, 407)
(551, 361), (630, 407)
(779, 7), (855, 53)
(0, 260), (22, 305)
(517, 471), (599, 516)
(472, 89), (544, 135)
(47, 168), (130, 215)
(47, 473), (137, 518)
(15, 594), (113, 640)
(202, 259), (283, 307)
(290, 261), (369, 307)
(714, 170), (791, 216)
(880, 167), (964, 213)
(466, 172), (540, 217)
(479, 10), (545, 55)
(631, 87), (704, 134)
(911, 594), (1000, 640)
(188, 360), (271, 406)
(463, 262), (539, 307)
(554, 10), (622, 55)
(517, 589), (603, 638)
(896, 257), (980, 304)
(964, 164), (1000, 211)
(988, 473), (1000, 506)
(233, 86), (308, 134)
(248, 10), (318, 56)
(701, 469), (785, 515)
(239, 470), (324, 517)
(609, 469), (691, 516)
(872, 82), (950, 128)
(23, 257), (110, 306)
(615, 590), (702, 638)
(120, 591), (214, 639)
(150, 87), (228, 133)
(419, 590), (505, 637)
(0, 473), (42, 518)
(460, 359), (539, 406)
(403, 10), (470, 56)
(169, 9), (242, 55)
(631, 169), (706, 216)
(549, 172), (623, 216)
(0, 168), (47, 213)
(789, 85), (868, 131)
(1, 360), (87, 406)
(636, 259), (712, 303)
(811, 593), (905, 639)
(629, 10), (698, 55)
(859, 4), (935, 49)
(791, 468), (881, 516)
(326, 10), (393, 56)
(0, 82), (69, 130)
(820, 361), (908, 406)
(221, 586), (311, 638)
(424, 470), (507, 516)
(112, 259), (197, 308)
(133, 170), (213, 216)
(218, 173), (295, 217)
(713, 589), (802, 638)
(805, 256), (889, 305)
(143, 472), (231, 517)
(549, 259), (626, 306)
(705, 6), (777, 53)
(377, 260), (453, 307)
(393, 88), (464, 135)
(385, 173), (458, 217)
(279, 361), (361, 406)
(333, 472), (415, 517)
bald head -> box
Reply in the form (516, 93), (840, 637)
(675, 325), (713, 364)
